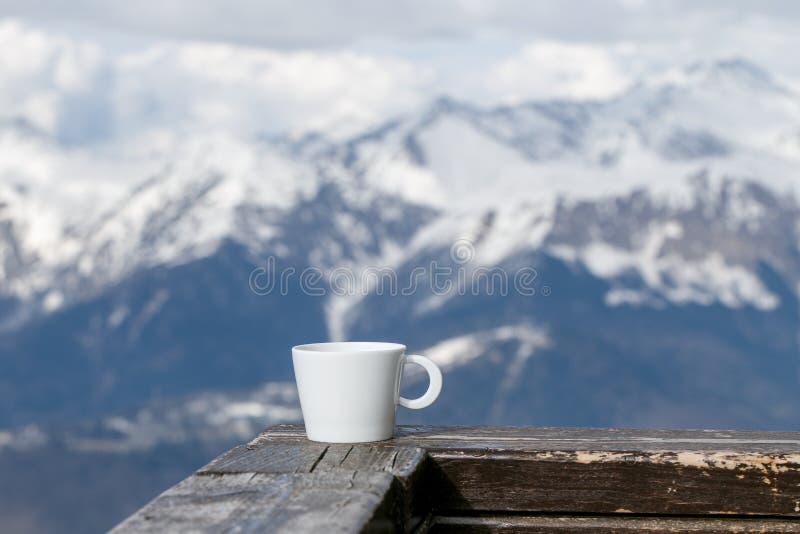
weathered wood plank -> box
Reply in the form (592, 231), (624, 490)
(263, 424), (800, 454)
(313, 444), (427, 480)
(199, 440), (329, 474)
(426, 450), (800, 516)
(120, 431), (430, 533)
(198, 436), (430, 526)
(200, 436), (427, 482)
(311, 444), (431, 523)
(429, 515), (800, 533)
(261, 425), (800, 516)
(111, 471), (403, 533)
(113, 425), (800, 532)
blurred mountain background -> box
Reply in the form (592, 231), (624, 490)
(1, 2), (800, 532)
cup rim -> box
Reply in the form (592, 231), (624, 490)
(292, 341), (406, 353)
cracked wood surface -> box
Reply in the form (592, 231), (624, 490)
(112, 425), (800, 533)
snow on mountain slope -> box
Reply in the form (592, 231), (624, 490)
(551, 219), (780, 310)
(77, 133), (318, 285)
(422, 324), (550, 371)
(313, 59), (800, 317)
(340, 60), (800, 209)
(0, 127), (148, 308)
(0, 128), (320, 315)
(626, 60), (800, 158)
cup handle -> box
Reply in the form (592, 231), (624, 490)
(398, 354), (442, 409)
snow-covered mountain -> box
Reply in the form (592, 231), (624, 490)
(3, 58), (799, 319)
(2, 56), (800, 429)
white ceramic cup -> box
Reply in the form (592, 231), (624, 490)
(292, 342), (443, 443)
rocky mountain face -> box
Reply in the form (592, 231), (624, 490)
(2, 57), (800, 532)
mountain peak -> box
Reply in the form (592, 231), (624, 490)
(627, 58), (783, 100)
(687, 58), (774, 86)
(421, 96), (479, 121)
(429, 95), (464, 112)
(662, 58), (782, 93)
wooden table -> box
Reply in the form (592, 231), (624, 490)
(112, 425), (800, 532)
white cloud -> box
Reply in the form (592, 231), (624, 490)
(0, 19), (431, 142)
(0, 20), (107, 138)
(115, 41), (430, 138)
(486, 40), (633, 102)
(4, 1), (800, 143)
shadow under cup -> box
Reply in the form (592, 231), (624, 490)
(292, 342), (442, 443)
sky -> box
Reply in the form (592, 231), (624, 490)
(1, 0), (800, 140)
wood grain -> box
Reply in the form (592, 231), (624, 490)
(430, 515), (800, 533)
(263, 424), (800, 454)
(199, 441), (330, 474)
(111, 471), (403, 533)
(427, 448), (800, 515)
